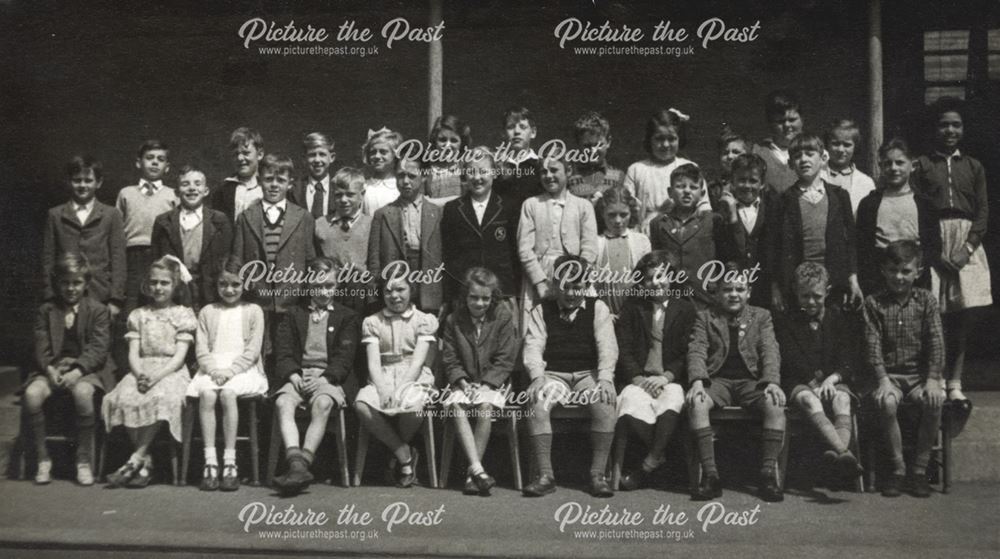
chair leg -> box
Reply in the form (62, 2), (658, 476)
(169, 441), (180, 486)
(180, 399), (196, 486)
(265, 408), (282, 486)
(423, 416), (438, 489)
(507, 415), (522, 491)
(850, 413), (864, 493)
(98, 428), (109, 482)
(334, 409), (350, 488)
(438, 419), (454, 489)
(248, 400), (260, 486)
(611, 422), (627, 491)
(353, 425), (369, 487)
(941, 411), (952, 494)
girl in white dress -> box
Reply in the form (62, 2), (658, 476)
(187, 256), (267, 490)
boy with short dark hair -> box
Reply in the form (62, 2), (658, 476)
(315, 167), (372, 312)
(751, 90), (802, 193)
(686, 264), (785, 502)
(568, 111), (624, 202)
(212, 127), (265, 223)
(494, 105), (540, 213)
(863, 240), (945, 498)
(43, 155), (126, 316)
(117, 140), (178, 314)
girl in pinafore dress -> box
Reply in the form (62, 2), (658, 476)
(353, 276), (439, 487)
(187, 256), (267, 491)
(916, 97), (992, 404)
(102, 256), (196, 487)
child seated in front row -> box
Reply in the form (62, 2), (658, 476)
(272, 257), (360, 495)
(26, 253), (118, 485)
(863, 240), (945, 498)
(354, 276), (439, 488)
(188, 256), (268, 491)
(102, 256), (196, 488)
(614, 251), (696, 491)
(775, 262), (862, 484)
(686, 263), (785, 502)
(522, 255), (619, 498)
(441, 267), (518, 496)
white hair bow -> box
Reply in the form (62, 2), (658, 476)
(366, 127), (391, 140)
(161, 255), (193, 284)
(668, 108), (691, 122)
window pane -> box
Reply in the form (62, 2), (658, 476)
(989, 54), (1000, 80)
(925, 86), (966, 104)
(925, 54), (968, 81)
(989, 29), (1000, 51)
(924, 30), (969, 51)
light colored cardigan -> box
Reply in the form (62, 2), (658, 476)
(195, 302), (265, 375)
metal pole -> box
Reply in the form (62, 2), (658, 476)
(868, 0), (883, 175)
(428, 0), (443, 134)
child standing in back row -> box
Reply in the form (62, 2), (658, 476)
(820, 119), (876, 217)
(117, 140), (178, 314)
(914, 97), (992, 403)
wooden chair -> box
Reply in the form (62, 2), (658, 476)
(179, 394), (262, 486)
(352, 412), (438, 488)
(860, 399), (956, 494)
(265, 405), (350, 487)
(438, 406), (523, 490)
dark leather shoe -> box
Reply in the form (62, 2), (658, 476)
(522, 474), (556, 497)
(474, 472), (496, 496)
(125, 464), (152, 489)
(881, 473), (903, 497)
(909, 473), (931, 498)
(835, 450), (864, 478)
(396, 447), (419, 488)
(619, 469), (647, 491)
(463, 476), (478, 495)
(220, 464), (240, 492)
(588, 473), (614, 498)
(106, 461), (139, 489)
(199, 465), (219, 491)
(691, 474), (722, 501)
(759, 473), (784, 502)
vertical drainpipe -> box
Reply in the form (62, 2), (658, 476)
(429, 0), (444, 134)
(869, 0), (884, 175)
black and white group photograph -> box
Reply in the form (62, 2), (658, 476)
(0, 1), (998, 557)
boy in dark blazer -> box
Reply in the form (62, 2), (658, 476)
(43, 156), (126, 316)
(441, 267), (518, 495)
(442, 147), (519, 306)
(367, 158), (444, 313)
(777, 134), (861, 311)
(26, 253), (117, 485)
(718, 153), (780, 309)
(233, 154), (317, 319)
(614, 251), (697, 490)
(775, 262), (863, 483)
(151, 166), (233, 311)
(686, 263), (785, 502)
(272, 257), (360, 495)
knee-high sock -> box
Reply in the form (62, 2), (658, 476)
(761, 428), (785, 473)
(531, 434), (553, 478)
(648, 410), (680, 463)
(809, 412), (846, 453)
(590, 431), (614, 477)
(29, 409), (49, 461)
(913, 410), (942, 474)
(76, 414), (95, 464)
(833, 414), (853, 449)
(694, 427), (717, 478)
(883, 419), (906, 475)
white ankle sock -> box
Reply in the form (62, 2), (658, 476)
(204, 447), (218, 466)
(223, 449), (237, 465)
